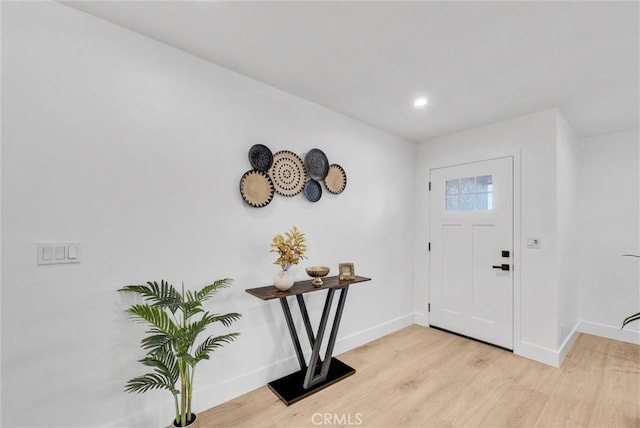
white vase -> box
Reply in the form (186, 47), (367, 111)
(274, 269), (294, 291)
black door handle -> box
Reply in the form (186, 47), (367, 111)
(492, 264), (510, 271)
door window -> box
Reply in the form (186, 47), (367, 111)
(445, 175), (493, 211)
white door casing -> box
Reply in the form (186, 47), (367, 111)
(429, 157), (514, 349)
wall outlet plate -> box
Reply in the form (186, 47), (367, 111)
(526, 238), (541, 249)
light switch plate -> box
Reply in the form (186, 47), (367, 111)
(54, 246), (66, 260)
(37, 243), (81, 265)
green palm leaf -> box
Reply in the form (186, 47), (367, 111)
(124, 373), (175, 394)
(127, 304), (178, 335)
(184, 319), (209, 346)
(180, 300), (204, 319)
(622, 312), (640, 329)
(209, 312), (242, 328)
(182, 312), (241, 347)
(195, 278), (233, 303)
(140, 350), (179, 385)
(193, 333), (240, 364)
(141, 332), (172, 352)
(120, 281), (182, 313)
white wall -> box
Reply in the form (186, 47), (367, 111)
(556, 114), (580, 349)
(574, 130), (639, 343)
(415, 110), (565, 365)
(0, 2), (3, 424)
(1, 2), (416, 427)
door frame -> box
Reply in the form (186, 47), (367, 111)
(427, 153), (522, 353)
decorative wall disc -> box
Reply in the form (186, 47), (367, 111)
(325, 164), (347, 194)
(269, 150), (307, 196)
(304, 148), (330, 181)
(304, 179), (322, 202)
(239, 170), (275, 208)
(248, 144), (273, 171)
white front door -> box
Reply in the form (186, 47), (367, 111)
(429, 157), (513, 349)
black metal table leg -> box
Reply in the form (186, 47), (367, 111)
(296, 294), (316, 349)
(280, 297), (306, 371)
(303, 288), (336, 388)
(319, 287), (349, 380)
(268, 286), (356, 405)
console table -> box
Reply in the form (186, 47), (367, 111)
(246, 275), (371, 405)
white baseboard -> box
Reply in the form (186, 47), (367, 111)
(200, 312), (414, 409)
(202, 313), (415, 409)
(515, 341), (562, 368)
(558, 323), (580, 365)
(334, 313), (416, 355)
(515, 320), (639, 369)
(413, 311), (428, 326)
(108, 313), (416, 427)
(514, 322), (579, 368)
(577, 320), (640, 345)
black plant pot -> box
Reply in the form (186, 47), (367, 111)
(172, 413), (198, 428)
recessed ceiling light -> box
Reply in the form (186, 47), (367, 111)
(414, 97), (428, 108)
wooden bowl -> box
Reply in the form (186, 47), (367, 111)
(306, 266), (330, 287)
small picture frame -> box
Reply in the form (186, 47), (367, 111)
(338, 262), (355, 281)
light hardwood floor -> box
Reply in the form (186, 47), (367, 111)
(198, 325), (640, 427)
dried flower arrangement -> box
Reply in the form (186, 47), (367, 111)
(271, 226), (307, 271)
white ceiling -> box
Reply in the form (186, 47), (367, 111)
(63, 1), (639, 143)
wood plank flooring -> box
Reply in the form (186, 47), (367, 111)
(198, 325), (640, 427)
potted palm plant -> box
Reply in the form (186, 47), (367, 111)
(119, 278), (241, 427)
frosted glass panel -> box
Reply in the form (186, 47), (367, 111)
(477, 193), (488, 210)
(460, 195), (475, 210)
(446, 196), (458, 211)
(476, 175), (493, 192)
(446, 179), (459, 195)
(460, 177), (475, 194)
(444, 174), (493, 211)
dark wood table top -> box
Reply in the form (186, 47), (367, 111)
(246, 275), (371, 301)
